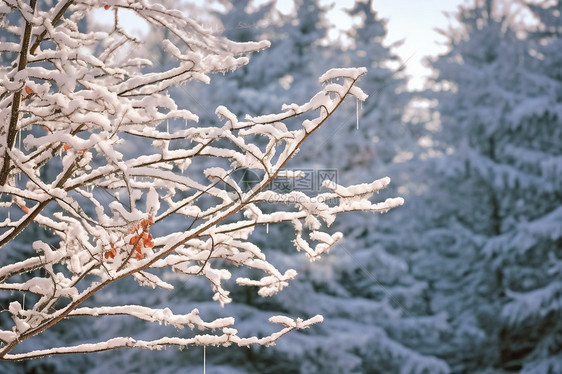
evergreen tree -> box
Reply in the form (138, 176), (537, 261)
(412, 0), (562, 372)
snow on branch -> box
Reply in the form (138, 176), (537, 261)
(1, 314), (322, 360)
(0, 1), (402, 360)
(68, 306), (234, 330)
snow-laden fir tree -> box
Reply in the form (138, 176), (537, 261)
(493, 1), (562, 371)
(0, 0), (405, 371)
(409, 0), (562, 372)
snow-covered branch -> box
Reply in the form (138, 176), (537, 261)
(1, 314), (322, 360)
(0, 0), (402, 360)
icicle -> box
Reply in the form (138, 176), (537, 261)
(203, 346), (206, 374)
(17, 129), (21, 150)
(266, 223), (269, 234)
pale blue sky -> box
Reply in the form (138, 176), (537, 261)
(319, 0), (468, 88)
(371, 0), (468, 88)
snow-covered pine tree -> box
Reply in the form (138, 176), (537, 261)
(0, 1), (404, 371)
(491, 1), (562, 371)
(411, 0), (562, 372)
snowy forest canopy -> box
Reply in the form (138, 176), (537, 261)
(1, 0), (561, 373)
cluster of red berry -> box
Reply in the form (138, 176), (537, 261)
(105, 216), (154, 260)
